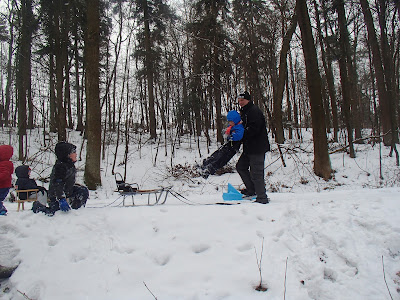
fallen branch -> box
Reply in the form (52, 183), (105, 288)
(284, 257), (288, 300)
(17, 290), (34, 300)
(329, 132), (390, 155)
(143, 281), (158, 300)
(382, 255), (394, 300)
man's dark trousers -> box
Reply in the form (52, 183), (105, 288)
(236, 152), (267, 202)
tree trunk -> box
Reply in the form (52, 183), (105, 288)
(314, 0), (338, 142)
(74, 29), (84, 131)
(4, 7), (14, 127)
(49, 54), (57, 133)
(273, 11), (297, 144)
(289, 53), (301, 139)
(55, 0), (67, 141)
(337, 0), (355, 158)
(377, 0), (398, 144)
(84, 0), (102, 189)
(210, 2), (223, 144)
(17, 0), (33, 160)
(360, 0), (393, 146)
(27, 69), (33, 129)
(336, 1), (362, 141)
(213, 48), (223, 144)
(296, 0), (332, 179)
(65, 66), (73, 129)
(143, 0), (157, 139)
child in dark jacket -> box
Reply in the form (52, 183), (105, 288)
(0, 145), (14, 215)
(15, 165), (48, 205)
(32, 142), (89, 215)
(200, 110), (244, 178)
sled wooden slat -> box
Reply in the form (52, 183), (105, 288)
(15, 189), (39, 211)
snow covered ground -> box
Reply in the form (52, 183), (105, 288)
(1, 129), (400, 299)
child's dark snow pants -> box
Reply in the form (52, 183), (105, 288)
(200, 142), (240, 178)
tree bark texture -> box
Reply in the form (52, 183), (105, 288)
(84, 0), (102, 189)
(314, 0), (338, 142)
(143, 0), (157, 139)
(360, 0), (394, 146)
(17, 0), (33, 160)
(336, 0), (355, 158)
(54, 0), (67, 141)
(273, 10), (297, 144)
(296, 0), (332, 179)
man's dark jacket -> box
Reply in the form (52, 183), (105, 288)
(239, 101), (270, 154)
(48, 142), (76, 200)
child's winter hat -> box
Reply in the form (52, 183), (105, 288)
(238, 91), (251, 101)
(15, 165), (31, 179)
(0, 145), (13, 161)
(227, 110), (241, 125)
(55, 142), (77, 162)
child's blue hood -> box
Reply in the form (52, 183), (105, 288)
(227, 110), (241, 124)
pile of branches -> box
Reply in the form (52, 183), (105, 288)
(167, 163), (201, 180)
(167, 163), (236, 180)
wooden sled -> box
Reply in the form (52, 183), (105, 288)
(115, 173), (171, 206)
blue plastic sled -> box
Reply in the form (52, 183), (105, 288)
(223, 183), (243, 201)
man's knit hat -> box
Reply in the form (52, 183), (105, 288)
(238, 91), (251, 101)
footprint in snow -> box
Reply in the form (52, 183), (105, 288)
(256, 215), (264, 221)
(192, 243), (210, 254)
(47, 238), (58, 247)
(324, 267), (337, 282)
(237, 243), (252, 252)
(153, 254), (171, 266)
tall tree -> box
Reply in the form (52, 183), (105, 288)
(134, 0), (173, 140)
(272, 3), (297, 144)
(84, 0), (102, 189)
(3, 0), (15, 128)
(360, 0), (395, 146)
(209, 0), (228, 144)
(189, 0), (229, 144)
(377, 0), (399, 144)
(232, 0), (277, 108)
(313, 0), (339, 142)
(336, 0), (356, 158)
(54, 0), (67, 141)
(16, 0), (35, 160)
(296, 0), (332, 179)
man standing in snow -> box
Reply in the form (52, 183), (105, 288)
(32, 142), (89, 215)
(236, 91), (270, 204)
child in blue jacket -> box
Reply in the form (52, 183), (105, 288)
(200, 111), (244, 178)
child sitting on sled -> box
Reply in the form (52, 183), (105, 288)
(15, 165), (48, 206)
(200, 110), (244, 178)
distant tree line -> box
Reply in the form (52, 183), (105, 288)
(0, 0), (398, 184)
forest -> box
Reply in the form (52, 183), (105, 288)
(0, 0), (399, 189)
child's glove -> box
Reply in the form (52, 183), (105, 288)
(59, 198), (71, 212)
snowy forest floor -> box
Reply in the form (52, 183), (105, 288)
(0, 128), (400, 300)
